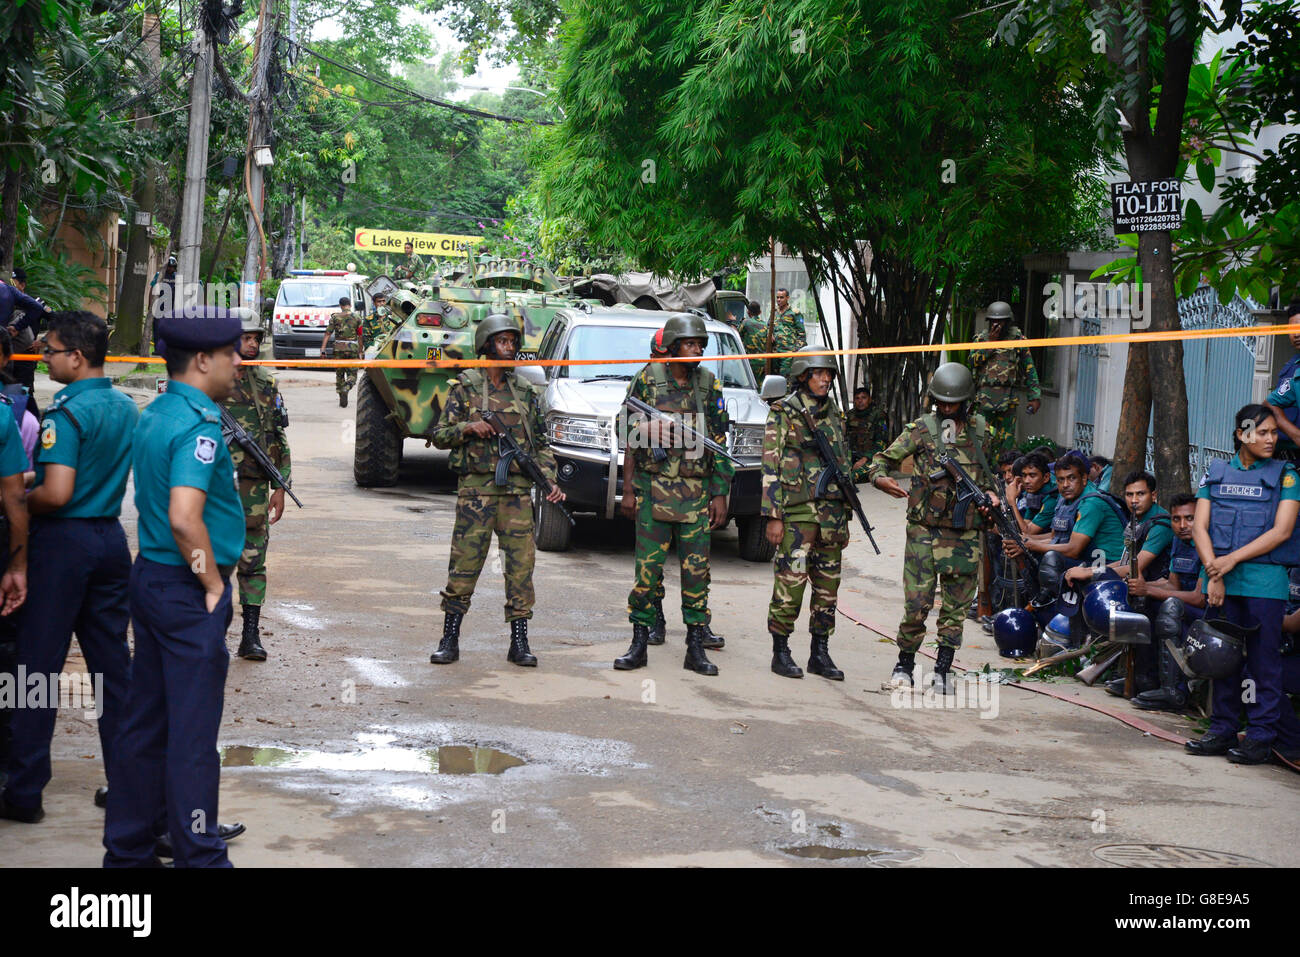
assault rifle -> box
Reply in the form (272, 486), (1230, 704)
(219, 407), (303, 508)
(794, 404), (881, 554)
(480, 410), (576, 527)
(931, 454), (1036, 580)
(623, 394), (742, 466)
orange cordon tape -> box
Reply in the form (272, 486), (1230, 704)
(14, 320), (1294, 369)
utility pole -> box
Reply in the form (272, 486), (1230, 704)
(240, 0), (275, 308)
(174, 19), (213, 327)
(113, 13), (163, 353)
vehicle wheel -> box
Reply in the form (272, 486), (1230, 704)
(533, 487), (573, 552)
(353, 374), (401, 487)
(736, 515), (776, 563)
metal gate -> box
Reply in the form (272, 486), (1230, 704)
(1073, 316), (1101, 454)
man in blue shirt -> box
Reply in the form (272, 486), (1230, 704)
(1265, 302), (1300, 463)
(0, 276), (50, 335)
(0, 313), (138, 824)
(103, 309), (246, 868)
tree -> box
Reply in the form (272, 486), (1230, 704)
(537, 0), (1110, 427)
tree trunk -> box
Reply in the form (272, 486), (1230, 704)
(1142, 231), (1191, 496)
(1110, 341), (1152, 496)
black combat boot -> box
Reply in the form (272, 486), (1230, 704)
(647, 601), (667, 645)
(614, 624), (650, 670)
(1185, 731), (1236, 756)
(430, 611), (462, 664)
(701, 622), (725, 650)
(770, 633), (803, 678)
(683, 624), (718, 676)
(237, 606), (267, 661)
(506, 618), (537, 667)
(932, 645), (957, 695)
(339, 392), (348, 408)
(807, 634), (844, 681)
(1134, 642), (1190, 712)
(1105, 663), (1157, 698)
(889, 650), (916, 688)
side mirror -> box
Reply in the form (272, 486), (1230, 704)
(516, 364), (547, 387)
(760, 374), (787, 401)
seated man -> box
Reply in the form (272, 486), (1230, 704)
(1004, 450), (1127, 640)
(978, 450), (1023, 626)
(1005, 451), (1057, 535)
(1090, 455), (1113, 492)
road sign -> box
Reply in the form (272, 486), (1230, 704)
(1111, 180), (1182, 233)
(353, 229), (484, 255)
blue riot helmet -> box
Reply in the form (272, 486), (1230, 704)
(1082, 578), (1130, 636)
(1181, 618), (1251, 679)
(993, 608), (1037, 658)
(1037, 614), (1072, 660)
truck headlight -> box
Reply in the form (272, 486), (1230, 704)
(731, 425), (765, 458)
(548, 414), (610, 451)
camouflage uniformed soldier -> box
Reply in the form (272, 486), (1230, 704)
(321, 295), (359, 407)
(361, 292), (390, 348)
(867, 362), (994, 693)
(763, 347), (868, 680)
(740, 315), (769, 382)
(740, 289), (807, 379)
(968, 300), (1041, 453)
(392, 242), (425, 281)
(429, 314), (565, 667)
(224, 310), (292, 661)
(845, 387), (889, 463)
(615, 314), (734, 676)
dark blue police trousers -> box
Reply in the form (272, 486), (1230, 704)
(1208, 595), (1285, 745)
(3, 517), (131, 810)
(103, 558), (232, 868)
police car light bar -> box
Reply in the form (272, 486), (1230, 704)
(288, 270), (349, 276)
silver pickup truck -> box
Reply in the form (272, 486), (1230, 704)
(517, 306), (776, 561)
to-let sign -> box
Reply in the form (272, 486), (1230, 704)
(1111, 180), (1183, 233)
(353, 229), (484, 255)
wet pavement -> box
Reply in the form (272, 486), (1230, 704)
(3, 370), (1299, 868)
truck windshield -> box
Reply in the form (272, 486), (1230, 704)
(278, 283), (352, 308)
(562, 326), (755, 390)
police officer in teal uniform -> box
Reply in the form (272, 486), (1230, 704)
(0, 312), (137, 824)
(1187, 403), (1300, 765)
(0, 386), (29, 808)
(103, 309), (247, 867)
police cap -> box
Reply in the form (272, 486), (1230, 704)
(154, 307), (243, 357)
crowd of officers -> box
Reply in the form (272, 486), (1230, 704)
(1, 294), (1298, 869)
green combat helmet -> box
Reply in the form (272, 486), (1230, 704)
(787, 345), (837, 381)
(660, 313), (708, 351)
(234, 306), (265, 336)
(928, 362), (974, 402)
(986, 301), (1013, 322)
(474, 313), (522, 355)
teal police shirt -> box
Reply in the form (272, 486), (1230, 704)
(1028, 476), (1060, 529)
(133, 379), (245, 568)
(1196, 453), (1300, 600)
(1071, 481), (1127, 562)
(1136, 502), (1173, 563)
(0, 396), (27, 478)
(35, 377), (139, 518)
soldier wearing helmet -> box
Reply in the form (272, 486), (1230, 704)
(429, 314), (565, 669)
(222, 307), (292, 661)
(761, 346), (866, 680)
(321, 295), (360, 407)
(968, 300), (1041, 453)
(867, 361), (995, 694)
(615, 313), (734, 676)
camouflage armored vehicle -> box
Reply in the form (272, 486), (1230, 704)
(569, 272), (749, 328)
(352, 258), (598, 487)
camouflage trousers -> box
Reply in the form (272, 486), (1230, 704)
(976, 399), (1019, 454)
(334, 341), (359, 395)
(237, 478), (272, 607)
(628, 493), (711, 627)
(768, 521), (846, 638)
(896, 522), (980, 653)
(440, 489), (536, 622)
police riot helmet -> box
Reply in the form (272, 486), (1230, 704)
(660, 314), (708, 353)
(1182, 618), (1251, 679)
(474, 313), (522, 355)
(986, 301), (1013, 323)
(1037, 614), (1072, 659)
(1081, 578), (1129, 636)
(993, 608), (1037, 658)
(928, 362), (974, 403)
(787, 345), (838, 382)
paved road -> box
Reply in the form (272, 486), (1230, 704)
(3, 370), (1297, 868)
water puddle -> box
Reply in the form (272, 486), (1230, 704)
(274, 601), (326, 631)
(221, 743), (526, 775)
(779, 843), (920, 864)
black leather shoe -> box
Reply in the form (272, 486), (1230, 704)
(0, 793), (44, 823)
(770, 633), (803, 679)
(431, 611), (462, 664)
(807, 635), (844, 681)
(683, 624), (718, 676)
(1185, 731), (1236, 756)
(155, 822), (247, 858)
(237, 605), (267, 661)
(506, 619), (537, 667)
(615, 624), (650, 670)
(647, 602), (666, 645)
(1133, 687), (1188, 712)
(1227, 737), (1272, 765)
(94, 786), (108, 809)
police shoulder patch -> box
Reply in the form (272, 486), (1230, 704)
(1285, 470), (1298, 489)
(194, 435), (217, 464)
(1282, 380), (1292, 395)
(41, 421), (56, 450)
